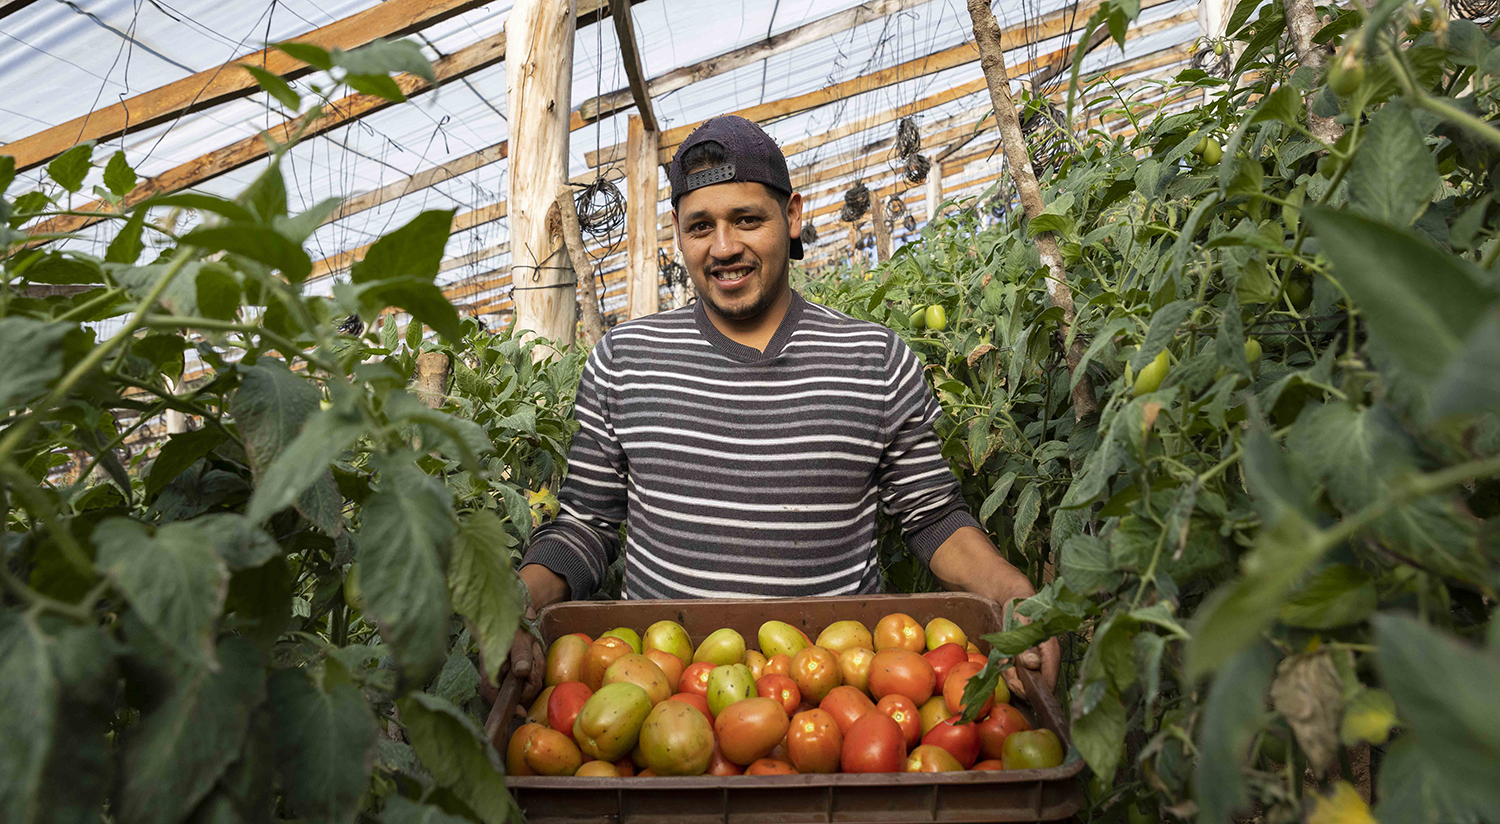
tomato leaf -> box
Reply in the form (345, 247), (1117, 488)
(46, 143), (93, 193)
(398, 693), (515, 823)
(1195, 642), (1277, 823)
(94, 518), (230, 668)
(448, 510), (525, 687)
(267, 669), (377, 822)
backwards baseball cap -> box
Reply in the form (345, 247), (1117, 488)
(669, 115), (804, 260)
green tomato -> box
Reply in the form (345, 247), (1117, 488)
(909, 308), (926, 330)
(1191, 136), (1208, 156)
(1132, 350), (1171, 397)
(1244, 338), (1262, 364)
(343, 563), (363, 611)
(924, 304), (948, 332)
(1200, 138), (1223, 166)
(1286, 276), (1313, 311)
(1213, 41), (1225, 56)
(1328, 54), (1365, 97)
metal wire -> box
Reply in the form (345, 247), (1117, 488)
(800, 223), (819, 245)
(840, 182), (872, 223)
(659, 249), (689, 290)
(903, 152), (931, 184)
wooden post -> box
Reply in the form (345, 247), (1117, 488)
(667, 250), (691, 309)
(507, 0), (577, 350)
(626, 116), (661, 319)
(1284, 0), (1343, 146)
(966, 0), (1096, 420)
(925, 163), (944, 224)
(556, 189), (608, 347)
(415, 353), (452, 409)
(872, 198), (893, 263)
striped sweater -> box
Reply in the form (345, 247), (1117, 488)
(521, 291), (982, 600)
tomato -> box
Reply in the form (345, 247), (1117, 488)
(573, 682), (653, 762)
(841, 710), (907, 773)
(745, 758), (798, 775)
(762, 653), (791, 677)
(1329, 54), (1365, 96)
(644, 648), (684, 690)
(919, 696), (953, 734)
(526, 686), (554, 727)
(819, 685), (876, 735)
(706, 663), (756, 717)
(1201, 138), (1223, 165)
(816, 620), (873, 654)
(972, 758), (1005, 770)
(787, 708), (843, 774)
(705, 742), (744, 776)
(965, 642), (981, 654)
(714, 697), (791, 766)
(601, 627), (642, 654)
(507, 723), (545, 776)
(924, 305), (947, 332)
(692, 627), (746, 665)
(874, 613), (925, 652)
(570, 632), (592, 643)
(875, 694), (922, 748)
(603, 653), (672, 705)
(612, 757), (636, 777)
(923, 643), (968, 691)
(1244, 338), (1263, 367)
(582, 636), (635, 691)
(756, 674), (801, 716)
(743, 650), (767, 681)
(523, 727), (584, 776)
(546, 681), (594, 737)
(978, 704), (1031, 759)
(867, 648), (936, 705)
(642, 619), (693, 665)
(921, 718), (981, 768)
(906, 744), (964, 772)
(1001, 729), (1064, 769)
(636, 769), (658, 777)
(545, 635), (590, 686)
(838, 648), (876, 693)
(923, 617), (966, 651)
(966, 652), (988, 667)
(758, 620), (808, 658)
(679, 661), (716, 698)
(1132, 349), (1170, 397)
(638, 700), (715, 775)
(943, 661), (991, 718)
(790, 646), (842, 704)
(665, 692), (712, 722)
(909, 307), (926, 330)
(575, 760), (619, 777)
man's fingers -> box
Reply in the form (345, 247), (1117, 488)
(1019, 649), (1042, 670)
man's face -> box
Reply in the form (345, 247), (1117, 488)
(673, 181), (803, 322)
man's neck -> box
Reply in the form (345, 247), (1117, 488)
(704, 287), (794, 352)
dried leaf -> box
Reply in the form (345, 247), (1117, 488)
(1270, 651), (1345, 775)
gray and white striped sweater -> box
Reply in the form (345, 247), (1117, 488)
(521, 291), (982, 600)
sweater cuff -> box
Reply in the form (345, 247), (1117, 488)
(906, 505), (984, 565)
(521, 535), (598, 602)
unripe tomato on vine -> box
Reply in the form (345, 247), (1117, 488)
(923, 305), (947, 332)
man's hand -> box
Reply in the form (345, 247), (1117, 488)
(477, 615), (547, 718)
(1005, 622), (1061, 701)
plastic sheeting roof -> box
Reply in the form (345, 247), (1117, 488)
(2, 0), (1203, 315)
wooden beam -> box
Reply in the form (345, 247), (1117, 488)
(0, 0), (40, 22)
(580, 0), (932, 123)
(26, 0), (616, 241)
(625, 115), (661, 318)
(609, 0), (657, 132)
(1, 0), (499, 171)
(322, 141), (508, 227)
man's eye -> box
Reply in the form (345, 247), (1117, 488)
(690, 222), (711, 233)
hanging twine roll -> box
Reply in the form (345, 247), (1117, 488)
(337, 314), (365, 336)
(840, 182), (872, 223)
(658, 249), (689, 289)
(800, 223), (818, 245)
(903, 152), (931, 184)
(572, 175), (626, 246)
(895, 117), (922, 157)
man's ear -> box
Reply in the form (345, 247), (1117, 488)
(785, 192), (803, 241)
(670, 208), (681, 248)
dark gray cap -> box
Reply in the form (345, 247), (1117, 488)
(668, 115), (803, 260)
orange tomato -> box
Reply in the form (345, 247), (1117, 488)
(867, 648), (936, 705)
(665, 691), (712, 722)
(679, 661), (715, 698)
(971, 758), (1005, 770)
(819, 685), (876, 735)
(705, 741), (743, 776)
(790, 646), (842, 704)
(875, 694), (921, 748)
(978, 703), (1031, 760)
(841, 711), (906, 773)
(943, 661), (992, 718)
(906, 744), (964, 772)
(745, 758), (798, 775)
(756, 673), (801, 716)
(787, 708), (843, 774)
(923, 643), (968, 691)
(837, 647), (876, 694)
(762, 653), (791, 677)
(644, 648), (685, 689)
(582, 636), (635, 691)
(507, 723), (544, 776)
(714, 697), (791, 766)
(873, 613), (925, 652)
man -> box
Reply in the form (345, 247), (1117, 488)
(501, 116), (1058, 709)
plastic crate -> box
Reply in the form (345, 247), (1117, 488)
(493, 593), (1084, 823)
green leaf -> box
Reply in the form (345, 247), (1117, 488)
(103, 150), (137, 197)
(344, 73), (407, 102)
(1012, 481), (1041, 550)
(386, 391), (491, 470)
(240, 161), (288, 225)
(94, 518), (230, 668)
(1026, 192), (1075, 238)
(139, 192), (254, 224)
(232, 359), (346, 534)
(243, 402), (363, 528)
(22, 251), (105, 285)
(1431, 308), (1500, 419)
(116, 638), (265, 824)
(181, 223), (312, 282)
(333, 38), (436, 85)
(1195, 642), (1276, 824)
(1279, 563), (1377, 629)
(496, 483), (532, 541)
(146, 427), (228, 496)
(276, 41), (333, 70)
(337, 277), (462, 344)
(358, 459), (456, 678)
(275, 197), (343, 244)
(0, 615), (58, 824)
(105, 207), (146, 264)
(978, 470), (1018, 523)
(449, 511), (524, 687)
(1072, 685), (1128, 784)
(1346, 102), (1441, 225)
(224, 556), (293, 651)
(46, 143), (93, 193)
(381, 795), (475, 824)
(1130, 300), (1193, 370)
(398, 692), (514, 823)
(1373, 614), (1500, 809)
(186, 513), (281, 571)
(1249, 85), (1302, 125)
(267, 669), (377, 824)
(241, 64), (301, 110)
(0, 318), (70, 412)
(195, 263), (241, 321)
(350, 210), (454, 285)
(1305, 207), (1495, 394)
(1376, 735), (1494, 824)
(0, 155), (14, 194)
(1060, 534), (1119, 594)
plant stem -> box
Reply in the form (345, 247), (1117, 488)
(53, 287), (125, 322)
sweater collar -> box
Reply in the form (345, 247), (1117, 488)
(693, 290), (805, 362)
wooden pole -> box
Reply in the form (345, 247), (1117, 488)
(626, 116), (662, 319)
(925, 164), (944, 224)
(414, 353), (452, 409)
(556, 189), (608, 348)
(872, 199), (893, 263)
(1283, 0), (1344, 146)
(507, 0), (577, 350)
(966, 0), (1096, 420)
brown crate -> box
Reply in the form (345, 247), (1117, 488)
(498, 593), (1084, 823)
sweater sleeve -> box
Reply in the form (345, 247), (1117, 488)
(520, 336), (626, 600)
(873, 332), (983, 565)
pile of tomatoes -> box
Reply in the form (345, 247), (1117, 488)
(505, 612), (1065, 778)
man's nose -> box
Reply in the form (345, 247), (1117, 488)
(710, 223), (745, 259)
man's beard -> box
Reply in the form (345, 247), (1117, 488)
(698, 264), (787, 321)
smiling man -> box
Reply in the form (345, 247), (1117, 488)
(502, 115), (1058, 706)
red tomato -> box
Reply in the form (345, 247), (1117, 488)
(943, 661), (992, 718)
(612, 757), (636, 777)
(714, 697), (791, 766)
(819, 685), (876, 735)
(705, 742), (743, 776)
(921, 718), (981, 768)
(571, 632), (593, 643)
(789, 646), (842, 704)
(756, 674), (801, 716)
(977, 704), (1032, 759)
(867, 649), (936, 705)
(923, 643), (968, 691)
(966, 652), (988, 667)
(679, 662), (716, 698)
(762, 653), (791, 677)
(665, 692), (712, 722)
(841, 711), (907, 773)
(546, 681), (593, 738)
(745, 758), (798, 775)
(873, 613), (925, 652)
(971, 758), (1005, 770)
(875, 694), (921, 748)
(787, 709), (843, 774)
